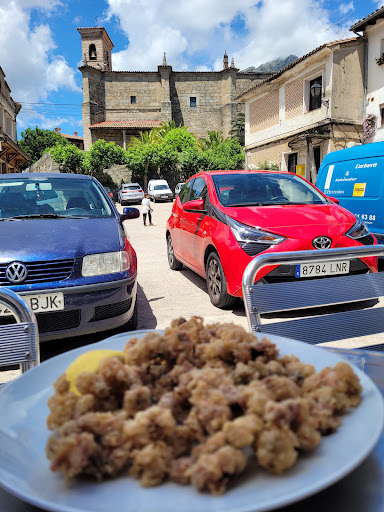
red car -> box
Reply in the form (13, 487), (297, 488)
(166, 170), (378, 308)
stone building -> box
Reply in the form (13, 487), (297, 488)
(77, 27), (271, 151)
(0, 66), (29, 172)
(54, 127), (84, 150)
(237, 38), (366, 183)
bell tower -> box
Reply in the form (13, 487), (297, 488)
(77, 27), (114, 71)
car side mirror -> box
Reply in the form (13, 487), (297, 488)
(120, 207), (140, 222)
(183, 199), (205, 211)
(328, 196), (339, 204)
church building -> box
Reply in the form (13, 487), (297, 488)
(77, 27), (271, 151)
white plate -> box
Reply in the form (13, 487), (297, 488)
(0, 330), (383, 512)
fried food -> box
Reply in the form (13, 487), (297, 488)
(45, 317), (362, 494)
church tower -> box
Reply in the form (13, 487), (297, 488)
(77, 27), (114, 71)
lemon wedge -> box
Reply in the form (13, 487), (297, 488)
(66, 349), (125, 395)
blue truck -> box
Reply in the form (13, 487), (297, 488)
(316, 141), (384, 244)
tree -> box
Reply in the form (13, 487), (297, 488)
(179, 148), (207, 178)
(126, 143), (178, 190)
(162, 128), (200, 153)
(83, 139), (128, 174)
(199, 130), (228, 150)
(19, 127), (70, 164)
(204, 138), (245, 170)
(46, 144), (85, 173)
(151, 120), (179, 142)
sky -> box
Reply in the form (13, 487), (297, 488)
(0, 0), (383, 141)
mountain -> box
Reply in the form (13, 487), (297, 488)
(241, 55), (298, 73)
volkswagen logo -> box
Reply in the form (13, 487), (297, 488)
(312, 236), (332, 250)
(5, 262), (28, 284)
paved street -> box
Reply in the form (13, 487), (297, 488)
(119, 201), (384, 350)
(119, 200), (249, 331)
(2, 199), (384, 384)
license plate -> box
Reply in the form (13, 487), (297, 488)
(295, 261), (350, 278)
(0, 292), (65, 316)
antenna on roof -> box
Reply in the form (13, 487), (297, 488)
(95, 17), (99, 27)
(327, 10), (354, 39)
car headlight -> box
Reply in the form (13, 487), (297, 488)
(226, 215), (286, 245)
(345, 218), (371, 240)
(82, 251), (130, 276)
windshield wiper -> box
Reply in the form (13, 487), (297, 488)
(8, 214), (86, 219)
(226, 202), (265, 207)
(258, 201), (291, 206)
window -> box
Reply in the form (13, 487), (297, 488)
(380, 105), (384, 127)
(288, 153), (298, 173)
(89, 44), (97, 60)
(189, 177), (207, 201)
(130, 96), (136, 104)
(179, 180), (193, 204)
(309, 76), (322, 111)
(190, 97), (197, 108)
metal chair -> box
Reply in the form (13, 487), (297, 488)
(0, 288), (39, 377)
(242, 245), (384, 347)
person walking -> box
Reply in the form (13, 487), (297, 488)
(141, 193), (153, 226)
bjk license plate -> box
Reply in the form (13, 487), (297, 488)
(0, 292), (65, 316)
(295, 261), (350, 278)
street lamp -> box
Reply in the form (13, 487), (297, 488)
(310, 82), (329, 108)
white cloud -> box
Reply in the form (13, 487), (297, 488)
(338, 2), (354, 15)
(106, 0), (356, 73)
(0, 1), (79, 112)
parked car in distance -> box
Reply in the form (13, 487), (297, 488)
(166, 170), (378, 308)
(174, 182), (185, 197)
(148, 179), (173, 202)
(118, 183), (144, 205)
(0, 173), (140, 341)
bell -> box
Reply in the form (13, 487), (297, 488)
(90, 47), (97, 60)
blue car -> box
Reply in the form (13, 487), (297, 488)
(0, 173), (140, 341)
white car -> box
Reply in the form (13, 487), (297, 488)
(118, 183), (144, 205)
(174, 182), (185, 197)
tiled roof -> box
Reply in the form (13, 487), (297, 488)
(236, 37), (359, 101)
(89, 120), (162, 129)
(60, 133), (84, 140)
(350, 6), (384, 32)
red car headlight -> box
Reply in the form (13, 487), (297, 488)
(226, 215), (286, 246)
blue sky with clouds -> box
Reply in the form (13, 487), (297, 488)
(0, 0), (382, 140)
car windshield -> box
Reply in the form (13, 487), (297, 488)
(0, 176), (114, 219)
(212, 173), (328, 207)
(154, 184), (169, 190)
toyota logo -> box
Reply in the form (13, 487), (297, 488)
(5, 262), (28, 284)
(312, 236), (332, 250)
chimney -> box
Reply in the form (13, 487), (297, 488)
(54, 127), (59, 133)
(74, 131), (78, 136)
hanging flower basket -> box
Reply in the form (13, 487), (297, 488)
(375, 54), (384, 65)
(362, 114), (377, 140)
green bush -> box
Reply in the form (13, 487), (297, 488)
(46, 144), (84, 173)
(83, 139), (128, 174)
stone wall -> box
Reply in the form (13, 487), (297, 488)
(27, 152), (61, 173)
